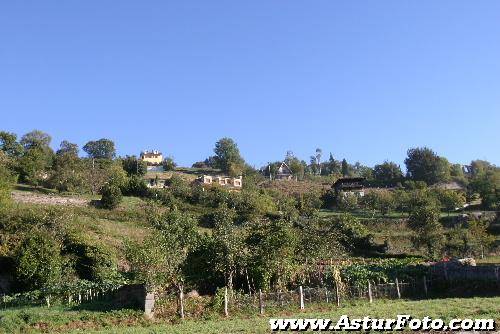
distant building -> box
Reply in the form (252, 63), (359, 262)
(198, 175), (242, 189)
(275, 162), (293, 180)
(462, 165), (473, 175)
(333, 177), (365, 197)
(140, 150), (163, 165)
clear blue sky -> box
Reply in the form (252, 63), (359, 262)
(1, 1), (499, 168)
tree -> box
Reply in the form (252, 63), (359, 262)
(15, 229), (62, 291)
(0, 131), (23, 157)
(121, 156), (147, 176)
(212, 204), (243, 291)
(309, 148), (322, 175)
(321, 153), (341, 176)
(162, 156), (177, 171)
(373, 161), (403, 187)
(246, 219), (297, 290)
(404, 147), (450, 185)
(337, 192), (358, 212)
(83, 138), (116, 160)
(341, 159), (349, 177)
(20, 130), (52, 150)
(100, 183), (122, 209)
(364, 190), (396, 216)
(450, 163), (467, 185)
(17, 130), (54, 186)
(466, 219), (495, 258)
(285, 152), (305, 180)
(0, 152), (14, 206)
(56, 140), (78, 156)
(17, 145), (53, 186)
(407, 204), (444, 259)
(437, 190), (466, 215)
(49, 141), (84, 192)
(127, 209), (199, 292)
(468, 160), (499, 210)
(213, 138), (245, 175)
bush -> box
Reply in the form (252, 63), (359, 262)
(100, 183), (122, 209)
(122, 175), (149, 197)
(15, 229), (63, 291)
(64, 233), (119, 282)
(337, 192), (358, 212)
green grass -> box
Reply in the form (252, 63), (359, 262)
(2, 297), (498, 333)
(476, 255), (500, 265)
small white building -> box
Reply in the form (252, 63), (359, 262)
(199, 175), (242, 188)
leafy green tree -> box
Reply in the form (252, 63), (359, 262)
(450, 163), (467, 185)
(17, 146), (53, 186)
(212, 204), (244, 290)
(373, 161), (403, 186)
(408, 204), (444, 259)
(296, 217), (345, 262)
(213, 138), (245, 175)
(162, 156), (177, 171)
(0, 152), (15, 206)
(121, 155), (147, 176)
(127, 209), (199, 292)
(0, 131), (23, 157)
(56, 140), (78, 156)
(437, 190), (466, 215)
(83, 138), (116, 160)
(65, 233), (119, 282)
(285, 152), (305, 180)
(337, 192), (358, 212)
(376, 190), (396, 215)
(323, 153), (341, 175)
(100, 183), (122, 209)
(49, 141), (84, 192)
(15, 229), (62, 291)
(468, 160), (499, 210)
(341, 159), (349, 177)
(20, 130), (52, 150)
(123, 175), (149, 197)
(466, 219), (495, 258)
(246, 219), (297, 290)
(404, 147), (450, 185)
(16, 130), (54, 186)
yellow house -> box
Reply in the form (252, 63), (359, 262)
(140, 150), (163, 165)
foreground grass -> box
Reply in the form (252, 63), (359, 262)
(2, 297), (498, 333)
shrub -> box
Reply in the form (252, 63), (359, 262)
(15, 229), (63, 291)
(100, 183), (122, 209)
(337, 192), (358, 212)
(122, 175), (149, 197)
(64, 233), (119, 282)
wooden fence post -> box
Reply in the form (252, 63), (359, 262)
(178, 285), (185, 319)
(368, 281), (373, 303)
(299, 286), (304, 310)
(395, 278), (401, 299)
(224, 287), (229, 317)
(259, 289), (264, 315)
(335, 281), (340, 307)
(423, 276), (428, 297)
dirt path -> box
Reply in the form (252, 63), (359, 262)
(11, 191), (89, 207)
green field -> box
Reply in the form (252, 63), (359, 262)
(1, 297), (499, 333)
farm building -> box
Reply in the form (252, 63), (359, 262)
(198, 175), (242, 189)
(333, 177), (365, 197)
(275, 162), (293, 180)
